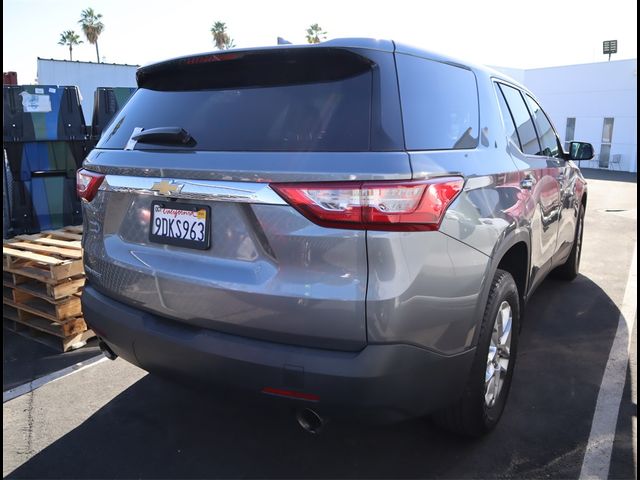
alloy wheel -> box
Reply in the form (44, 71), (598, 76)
(485, 301), (512, 408)
(575, 216), (584, 271)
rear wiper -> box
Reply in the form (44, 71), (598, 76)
(132, 127), (194, 145)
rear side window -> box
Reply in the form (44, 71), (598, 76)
(397, 54), (479, 150)
(523, 94), (561, 158)
(498, 84), (540, 156)
(98, 50), (374, 152)
(494, 84), (519, 147)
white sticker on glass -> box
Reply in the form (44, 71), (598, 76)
(34, 87), (44, 94)
(19, 92), (52, 113)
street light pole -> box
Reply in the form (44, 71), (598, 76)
(603, 40), (617, 61)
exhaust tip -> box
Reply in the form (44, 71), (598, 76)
(296, 408), (324, 434)
(98, 340), (118, 361)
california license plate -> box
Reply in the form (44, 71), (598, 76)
(149, 201), (211, 250)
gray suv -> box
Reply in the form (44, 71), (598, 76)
(79, 38), (592, 436)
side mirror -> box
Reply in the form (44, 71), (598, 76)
(569, 141), (594, 161)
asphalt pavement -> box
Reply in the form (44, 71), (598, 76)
(3, 330), (100, 393)
(3, 169), (637, 479)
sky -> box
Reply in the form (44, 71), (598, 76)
(3, 0), (638, 84)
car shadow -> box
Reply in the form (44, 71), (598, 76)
(6, 273), (632, 479)
(609, 313), (637, 480)
(3, 331), (101, 392)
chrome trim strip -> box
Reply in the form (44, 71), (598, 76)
(99, 175), (287, 205)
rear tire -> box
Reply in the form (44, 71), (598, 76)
(554, 203), (585, 281)
(434, 269), (520, 437)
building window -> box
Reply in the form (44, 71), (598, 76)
(602, 117), (615, 143)
(599, 117), (615, 168)
(564, 117), (576, 152)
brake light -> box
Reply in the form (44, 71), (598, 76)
(76, 169), (105, 202)
(183, 53), (242, 64)
(271, 177), (464, 231)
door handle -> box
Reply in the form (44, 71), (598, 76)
(520, 177), (536, 190)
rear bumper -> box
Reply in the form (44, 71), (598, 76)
(83, 285), (475, 422)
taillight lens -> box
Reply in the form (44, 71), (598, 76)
(272, 177), (464, 231)
(76, 169), (105, 202)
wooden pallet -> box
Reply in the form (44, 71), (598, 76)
(4, 307), (94, 352)
(13, 229), (82, 250)
(3, 231), (84, 283)
(3, 271), (85, 300)
(2, 226), (94, 351)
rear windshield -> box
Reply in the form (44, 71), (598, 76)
(98, 54), (373, 152)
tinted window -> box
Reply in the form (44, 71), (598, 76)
(498, 84), (540, 155)
(524, 94), (561, 157)
(564, 117), (576, 151)
(98, 73), (372, 152)
(494, 84), (520, 148)
(599, 144), (611, 167)
(602, 117), (614, 143)
(397, 54), (479, 150)
(599, 117), (615, 167)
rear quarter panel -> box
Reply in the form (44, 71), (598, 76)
(366, 65), (529, 353)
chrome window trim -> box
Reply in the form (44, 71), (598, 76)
(99, 175), (287, 205)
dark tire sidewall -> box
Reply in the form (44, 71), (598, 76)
(574, 205), (585, 274)
(476, 270), (520, 429)
(555, 203), (585, 280)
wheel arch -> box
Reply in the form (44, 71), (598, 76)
(471, 228), (531, 347)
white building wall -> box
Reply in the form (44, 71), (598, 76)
(36, 58), (138, 126)
(494, 59), (637, 172)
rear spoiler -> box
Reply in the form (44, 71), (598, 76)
(136, 47), (375, 91)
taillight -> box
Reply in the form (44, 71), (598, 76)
(76, 169), (105, 202)
(271, 177), (464, 231)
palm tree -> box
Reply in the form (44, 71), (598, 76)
(211, 21), (235, 50)
(58, 30), (83, 61)
(305, 24), (327, 44)
(78, 8), (104, 62)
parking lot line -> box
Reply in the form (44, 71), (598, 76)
(2, 354), (107, 403)
(580, 243), (637, 480)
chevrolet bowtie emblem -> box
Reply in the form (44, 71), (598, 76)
(150, 180), (184, 196)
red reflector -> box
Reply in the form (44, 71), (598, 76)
(271, 177), (464, 231)
(261, 387), (320, 402)
(76, 168), (105, 202)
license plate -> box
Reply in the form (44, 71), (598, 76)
(149, 201), (211, 250)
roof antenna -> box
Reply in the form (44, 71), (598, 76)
(277, 37), (292, 45)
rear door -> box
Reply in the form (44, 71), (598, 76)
(82, 46), (407, 352)
(497, 83), (562, 286)
(522, 94), (578, 259)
